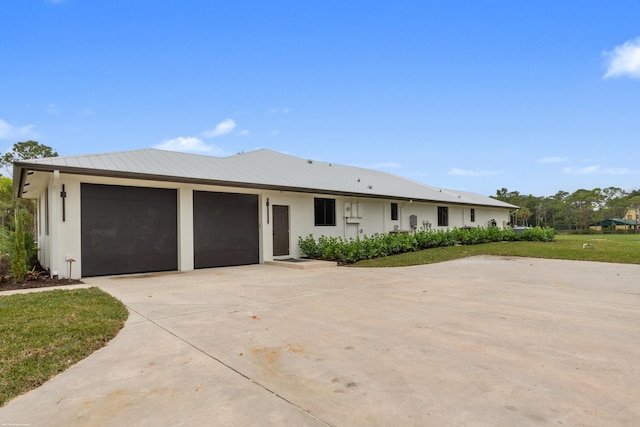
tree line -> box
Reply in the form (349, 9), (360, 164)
(492, 187), (640, 232)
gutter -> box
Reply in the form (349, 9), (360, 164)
(13, 164), (27, 199)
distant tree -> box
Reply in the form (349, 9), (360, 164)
(1, 140), (57, 235)
(601, 187), (626, 219)
(546, 191), (569, 229)
(569, 189), (601, 231)
(493, 188), (523, 206)
(0, 177), (13, 231)
(0, 140), (58, 176)
(515, 206), (531, 226)
(627, 189), (640, 199)
(493, 188), (524, 225)
(535, 200), (547, 227)
(494, 186), (638, 232)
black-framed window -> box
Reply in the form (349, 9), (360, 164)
(437, 206), (448, 227)
(470, 208), (475, 222)
(314, 198), (336, 226)
(391, 203), (398, 221)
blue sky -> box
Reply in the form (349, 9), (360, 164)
(1, 1), (639, 197)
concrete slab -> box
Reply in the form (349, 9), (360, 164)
(1, 256), (639, 426)
(265, 259), (338, 269)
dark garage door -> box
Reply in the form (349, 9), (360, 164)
(193, 191), (259, 269)
(81, 183), (178, 277)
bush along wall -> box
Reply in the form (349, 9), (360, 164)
(298, 226), (556, 264)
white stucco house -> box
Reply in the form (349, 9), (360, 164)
(13, 148), (517, 278)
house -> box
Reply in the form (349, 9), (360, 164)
(589, 209), (639, 232)
(623, 208), (639, 224)
(13, 148), (517, 278)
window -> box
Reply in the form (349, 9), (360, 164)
(391, 203), (398, 221)
(314, 198), (336, 226)
(470, 208), (475, 222)
(437, 206), (448, 227)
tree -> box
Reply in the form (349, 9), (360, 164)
(0, 140), (58, 176)
(568, 189), (606, 231)
(515, 206), (531, 226)
(547, 191), (570, 230)
(601, 187), (627, 220)
(11, 202), (28, 282)
(493, 188), (525, 225)
(494, 186), (638, 232)
(0, 141), (58, 279)
(0, 177), (13, 230)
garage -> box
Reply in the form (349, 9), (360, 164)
(81, 183), (178, 277)
(193, 191), (259, 269)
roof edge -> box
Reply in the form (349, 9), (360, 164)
(15, 163), (517, 208)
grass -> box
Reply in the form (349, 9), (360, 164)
(352, 233), (640, 267)
(0, 287), (128, 406)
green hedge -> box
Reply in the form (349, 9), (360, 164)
(298, 226), (555, 264)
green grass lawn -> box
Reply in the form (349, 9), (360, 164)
(352, 234), (640, 267)
(0, 287), (128, 406)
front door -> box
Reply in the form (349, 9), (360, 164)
(272, 205), (290, 256)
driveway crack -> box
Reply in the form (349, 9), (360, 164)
(127, 306), (334, 427)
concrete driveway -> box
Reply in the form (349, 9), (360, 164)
(1, 256), (639, 426)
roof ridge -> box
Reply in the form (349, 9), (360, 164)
(19, 148), (160, 163)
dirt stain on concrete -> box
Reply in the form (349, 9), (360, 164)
(251, 346), (281, 364)
(286, 343), (304, 353)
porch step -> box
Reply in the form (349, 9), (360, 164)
(265, 259), (338, 269)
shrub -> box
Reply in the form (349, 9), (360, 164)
(298, 226), (555, 264)
(0, 255), (10, 280)
(11, 228), (27, 283)
(298, 234), (320, 259)
(25, 231), (39, 270)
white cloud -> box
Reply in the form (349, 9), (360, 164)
(448, 168), (501, 177)
(603, 37), (640, 79)
(155, 136), (231, 156)
(238, 129), (250, 136)
(0, 118), (38, 140)
(201, 118), (237, 138)
(537, 156), (569, 164)
(562, 165), (634, 175)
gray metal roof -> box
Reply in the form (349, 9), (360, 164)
(14, 148), (517, 209)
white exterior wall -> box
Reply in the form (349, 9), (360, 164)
(30, 171), (511, 278)
(177, 185), (194, 271)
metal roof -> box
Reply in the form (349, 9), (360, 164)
(14, 148), (517, 209)
(589, 218), (638, 227)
